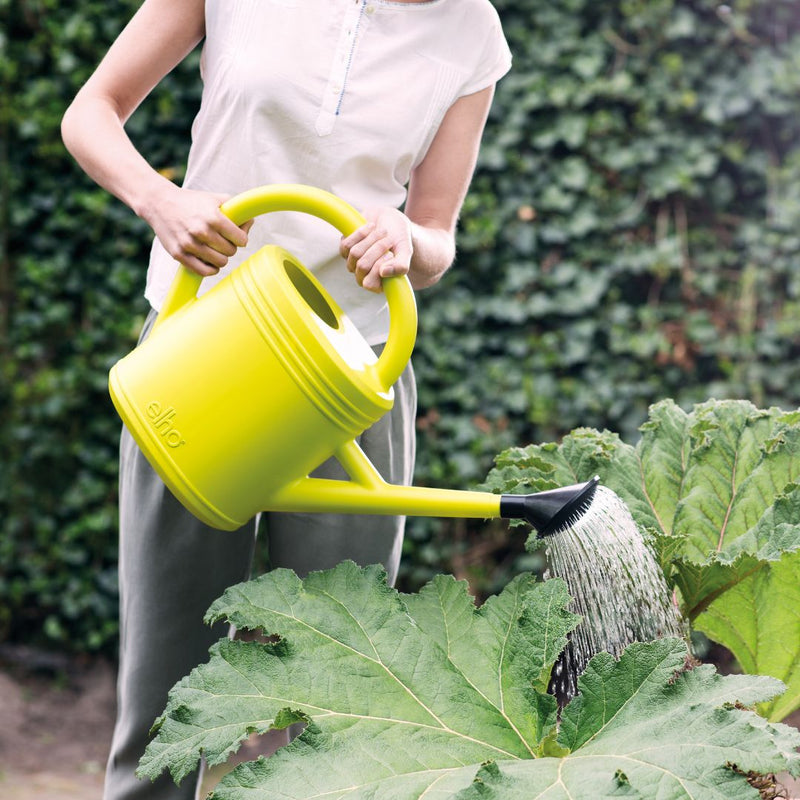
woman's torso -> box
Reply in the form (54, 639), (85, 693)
(145, 0), (511, 343)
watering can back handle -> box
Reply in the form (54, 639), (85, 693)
(155, 183), (418, 389)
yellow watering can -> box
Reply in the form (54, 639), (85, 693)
(109, 184), (598, 536)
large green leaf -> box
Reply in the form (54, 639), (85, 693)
(139, 562), (578, 784)
(695, 549), (800, 721)
(483, 399), (800, 720)
(458, 645), (800, 800)
(137, 563), (800, 799)
(487, 399), (800, 574)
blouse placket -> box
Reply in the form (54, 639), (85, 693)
(316, 0), (375, 136)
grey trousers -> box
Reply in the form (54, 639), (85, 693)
(103, 311), (416, 800)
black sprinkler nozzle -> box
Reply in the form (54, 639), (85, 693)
(500, 476), (600, 537)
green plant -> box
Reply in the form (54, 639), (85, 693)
(138, 561), (799, 799)
(482, 398), (800, 721)
(407, 0), (800, 600)
(5, 0), (800, 655)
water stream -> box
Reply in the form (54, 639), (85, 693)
(544, 485), (686, 703)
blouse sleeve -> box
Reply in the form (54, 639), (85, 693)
(460, 14), (512, 96)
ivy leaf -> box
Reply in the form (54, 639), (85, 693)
(137, 565), (800, 799)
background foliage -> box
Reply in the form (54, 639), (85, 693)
(2, 0), (800, 655)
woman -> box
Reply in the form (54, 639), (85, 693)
(62, 1), (511, 798)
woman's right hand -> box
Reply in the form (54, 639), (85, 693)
(140, 184), (253, 276)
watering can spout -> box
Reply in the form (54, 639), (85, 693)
(267, 440), (600, 540)
(500, 476), (600, 537)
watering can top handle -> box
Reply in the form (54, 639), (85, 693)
(157, 183), (418, 389)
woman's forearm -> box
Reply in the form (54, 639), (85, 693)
(407, 221), (456, 289)
(62, 88), (250, 276)
(61, 94), (174, 222)
(62, 94), (249, 275)
(61, 0), (206, 220)
(59, 0), (248, 276)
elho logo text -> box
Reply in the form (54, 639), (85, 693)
(146, 401), (186, 448)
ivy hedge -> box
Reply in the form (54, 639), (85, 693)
(2, 0), (800, 654)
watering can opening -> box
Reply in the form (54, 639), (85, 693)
(284, 258), (340, 332)
(274, 253), (383, 380)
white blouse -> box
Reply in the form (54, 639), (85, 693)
(145, 0), (512, 344)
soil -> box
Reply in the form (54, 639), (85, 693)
(0, 643), (798, 800)
(0, 645), (115, 799)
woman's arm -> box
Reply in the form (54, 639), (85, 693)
(340, 85), (496, 292)
(61, 0), (250, 276)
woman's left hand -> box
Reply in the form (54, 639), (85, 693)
(339, 207), (413, 293)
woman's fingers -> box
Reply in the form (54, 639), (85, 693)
(340, 213), (413, 292)
(153, 188), (252, 275)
